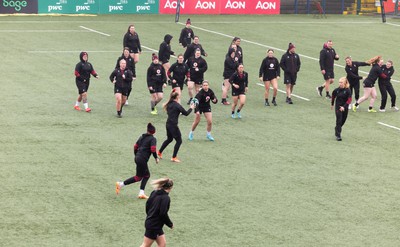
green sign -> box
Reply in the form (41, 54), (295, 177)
(99, 0), (159, 14)
(38, 0), (159, 14)
(38, 0), (98, 14)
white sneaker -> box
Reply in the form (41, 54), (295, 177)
(392, 106), (399, 111)
(348, 104), (352, 110)
(125, 100), (129, 106)
(379, 109), (386, 112)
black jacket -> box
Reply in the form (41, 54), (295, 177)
(195, 88), (218, 109)
(331, 87), (352, 110)
(159, 35), (175, 64)
(75, 52), (97, 83)
(123, 31), (141, 52)
(109, 68), (133, 88)
(147, 63), (167, 87)
(134, 134), (157, 162)
(187, 56), (207, 81)
(145, 189), (173, 230)
(229, 71), (249, 92)
(364, 64), (387, 85)
(223, 55), (239, 79)
(319, 46), (338, 71)
(179, 27), (194, 48)
(345, 61), (369, 84)
(280, 51), (301, 75)
(259, 57), (280, 80)
(378, 65), (394, 85)
(184, 43), (206, 62)
(115, 55), (136, 77)
(168, 61), (190, 84)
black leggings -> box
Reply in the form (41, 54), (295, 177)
(159, 124), (182, 158)
(349, 80), (360, 101)
(378, 81), (397, 109)
(335, 108), (348, 137)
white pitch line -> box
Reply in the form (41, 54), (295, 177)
(180, 22), (399, 83)
(256, 83), (310, 101)
(386, 22), (400, 27)
(79, 26), (110, 36)
(0, 30), (86, 33)
(378, 122), (400, 131)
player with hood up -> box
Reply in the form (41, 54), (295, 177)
(74, 51), (99, 112)
(159, 34), (175, 84)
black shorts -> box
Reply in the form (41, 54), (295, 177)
(135, 157), (150, 177)
(172, 81), (184, 90)
(232, 89), (245, 96)
(114, 86), (130, 96)
(129, 48), (139, 54)
(283, 73), (297, 85)
(195, 107), (211, 114)
(161, 59), (169, 65)
(263, 75), (277, 81)
(76, 81), (89, 94)
(323, 71), (334, 80)
(190, 77), (203, 85)
(145, 229), (164, 240)
(363, 81), (375, 88)
(149, 84), (164, 94)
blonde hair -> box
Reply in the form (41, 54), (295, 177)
(339, 77), (349, 89)
(151, 178), (174, 190)
(163, 91), (180, 112)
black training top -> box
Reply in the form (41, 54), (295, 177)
(229, 71), (249, 91)
(115, 55), (136, 77)
(195, 88), (218, 109)
(159, 35), (175, 64)
(378, 65), (395, 84)
(331, 87), (352, 109)
(75, 55), (97, 83)
(319, 46), (338, 72)
(179, 27), (194, 48)
(364, 63), (387, 85)
(187, 56), (207, 81)
(259, 57), (280, 79)
(109, 68), (133, 88)
(184, 43), (206, 62)
(147, 63), (167, 87)
(123, 31), (141, 52)
(166, 101), (192, 126)
(134, 133), (157, 162)
(280, 51), (301, 75)
(145, 189), (173, 230)
(168, 61), (190, 83)
(345, 61), (369, 83)
(223, 55), (239, 79)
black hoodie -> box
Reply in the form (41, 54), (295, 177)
(145, 189), (173, 230)
(159, 34), (175, 64)
(75, 52), (97, 83)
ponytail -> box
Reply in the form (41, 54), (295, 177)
(163, 90), (180, 112)
(151, 178), (174, 190)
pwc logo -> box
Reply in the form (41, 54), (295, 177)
(48, 5), (62, 11)
(225, 0), (245, 9)
(109, 5), (123, 12)
(163, 0), (185, 9)
(76, 5), (90, 12)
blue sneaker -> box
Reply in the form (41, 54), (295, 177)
(231, 113), (236, 119)
(207, 134), (214, 141)
(188, 131), (194, 141)
(236, 112), (242, 119)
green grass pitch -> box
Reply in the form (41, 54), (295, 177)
(1, 14), (400, 246)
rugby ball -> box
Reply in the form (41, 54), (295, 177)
(190, 98), (199, 106)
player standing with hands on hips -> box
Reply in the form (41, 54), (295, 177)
(74, 51), (99, 112)
(115, 123), (159, 199)
(331, 77), (352, 141)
